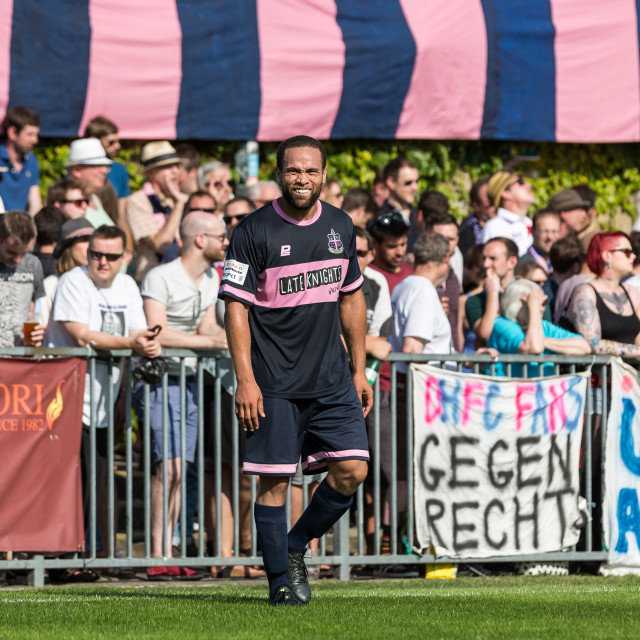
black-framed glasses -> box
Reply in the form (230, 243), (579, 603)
(189, 207), (217, 214)
(612, 248), (635, 257)
(88, 249), (124, 262)
(223, 214), (249, 225)
(62, 198), (89, 206)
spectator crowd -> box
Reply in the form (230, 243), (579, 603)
(0, 105), (634, 582)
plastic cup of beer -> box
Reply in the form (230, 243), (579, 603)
(23, 320), (39, 346)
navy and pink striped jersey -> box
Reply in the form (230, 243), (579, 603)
(218, 199), (363, 399)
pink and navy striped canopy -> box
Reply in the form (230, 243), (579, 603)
(1, 0), (639, 142)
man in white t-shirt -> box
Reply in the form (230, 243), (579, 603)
(381, 232), (451, 575)
(390, 232), (453, 367)
(45, 225), (160, 534)
(135, 211), (228, 580)
(482, 170), (535, 256)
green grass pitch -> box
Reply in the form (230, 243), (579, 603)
(1, 577), (639, 639)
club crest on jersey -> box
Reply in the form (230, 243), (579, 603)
(327, 228), (344, 254)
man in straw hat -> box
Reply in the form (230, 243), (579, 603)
(482, 169), (535, 256)
(125, 141), (187, 284)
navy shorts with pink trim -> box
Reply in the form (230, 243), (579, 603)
(243, 384), (369, 476)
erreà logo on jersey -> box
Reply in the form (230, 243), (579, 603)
(327, 229), (343, 254)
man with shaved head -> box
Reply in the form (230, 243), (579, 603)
(134, 211), (228, 580)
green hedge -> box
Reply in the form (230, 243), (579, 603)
(36, 139), (640, 229)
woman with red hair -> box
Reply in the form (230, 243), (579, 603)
(568, 231), (640, 354)
(566, 231), (639, 557)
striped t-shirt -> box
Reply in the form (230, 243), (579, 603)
(219, 199), (363, 399)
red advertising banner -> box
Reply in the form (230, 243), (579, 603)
(0, 357), (87, 552)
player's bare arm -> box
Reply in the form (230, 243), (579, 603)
(224, 298), (264, 431)
(339, 288), (373, 417)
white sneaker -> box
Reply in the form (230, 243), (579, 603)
(516, 562), (569, 576)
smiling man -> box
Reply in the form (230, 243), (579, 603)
(219, 135), (370, 607)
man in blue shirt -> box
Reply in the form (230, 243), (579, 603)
(0, 106), (42, 215)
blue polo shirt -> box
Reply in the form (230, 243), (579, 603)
(488, 317), (582, 377)
(0, 143), (40, 211)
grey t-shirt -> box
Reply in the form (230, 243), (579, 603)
(141, 258), (220, 374)
(0, 253), (44, 346)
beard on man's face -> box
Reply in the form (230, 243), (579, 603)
(281, 180), (322, 211)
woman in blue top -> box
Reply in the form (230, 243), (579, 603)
(488, 278), (591, 377)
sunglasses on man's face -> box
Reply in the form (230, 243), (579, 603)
(63, 198), (89, 206)
(212, 179), (235, 190)
(223, 213), (249, 225)
(88, 249), (124, 262)
(356, 249), (371, 258)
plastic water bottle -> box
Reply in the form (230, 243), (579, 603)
(365, 357), (381, 386)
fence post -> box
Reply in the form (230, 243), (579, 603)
(27, 555), (45, 587)
(335, 511), (351, 581)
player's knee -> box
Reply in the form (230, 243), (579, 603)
(349, 460), (368, 486)
(330, 459), (368, 494)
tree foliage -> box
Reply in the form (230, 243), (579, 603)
(35, 139), (640, 228)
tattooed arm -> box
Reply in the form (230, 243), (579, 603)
(568, 283), (640, 356)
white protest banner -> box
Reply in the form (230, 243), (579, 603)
(412, 364), (588, 558)
(603, 358), (640, 571)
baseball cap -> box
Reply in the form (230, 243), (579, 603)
(54, 218), (94, 258)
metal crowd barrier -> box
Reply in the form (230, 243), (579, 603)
(0, 348), (611, 586)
